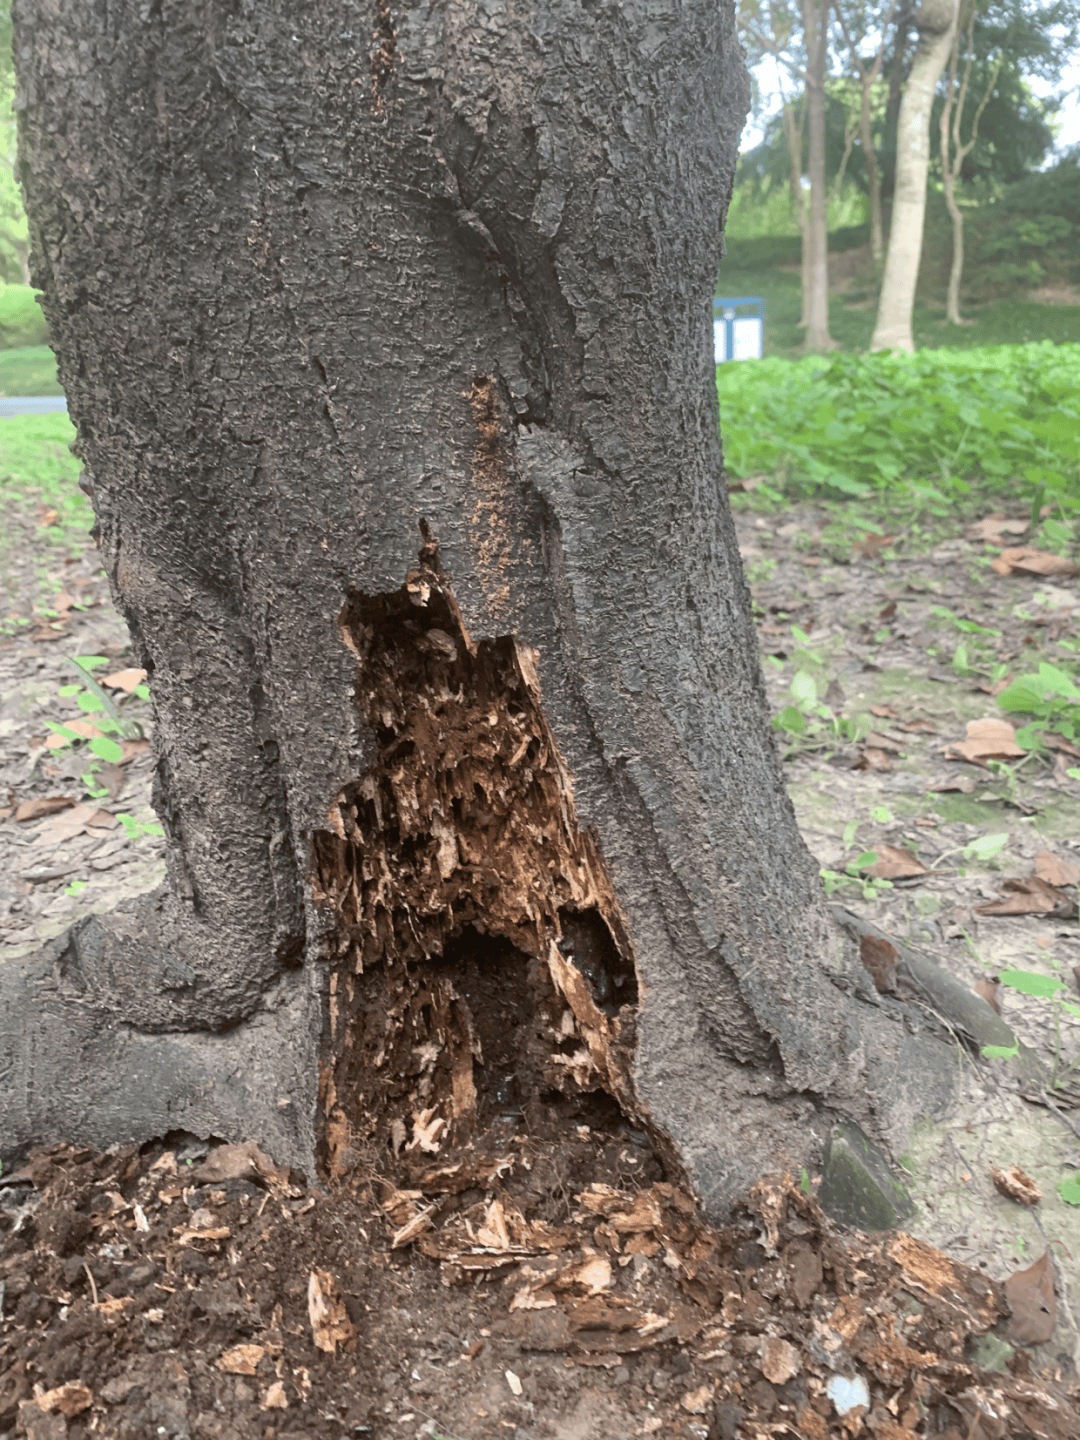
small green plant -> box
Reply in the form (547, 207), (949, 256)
(772, 628), (870, 755)
(980, 968), (1080, 1087)
(46, 656), (163, 843)
(116, 813), (165, 841)
(64, 879), (89, 897)
(1059, 1172), (1080, 1206)
(929, 832), (1010, 874)
(996, 661), (1080, 754)
(819, 805), (898, 900)
(49, 655), (147, 763)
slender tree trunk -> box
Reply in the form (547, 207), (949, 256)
(862, 82), (886, 269)
(802, 0), (836, 351)
(781, 98), (812, 328)
(883, 0), (916, 197)
(870, 0), (961, 351)
(941, 125), (967, 324)
(4, 0), (958, 1216)
(940, 4), (1002, 325)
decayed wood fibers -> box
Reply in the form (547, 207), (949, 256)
(313, 547), (651, 1179)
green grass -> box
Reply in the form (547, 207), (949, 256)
(716, 342), (1080, 517)
(0, 342), (63, 396)
(717, 261), (1080, 360)
(0, 285), (50, 349)
(0, 411), (88, 633)
(0, 410), (84, 538)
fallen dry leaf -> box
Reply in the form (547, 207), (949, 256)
(897, 718), (937, 734)
(1004, 1247), (1056, 1345)
(307, 1269), (355, 1354)
(929, 773), (976, 794)
(859, 935), (899, 994)
(946, 717), (1025, 764)
(261, 1382), (288, 1410)
(974, 979), (1002, 1015)
(217, 1344), (266, 1376)
(1034, 849), (1080, 888)
(864, 731), (904, 752)
(971, 512), (1028, 544)
(992, 546), (1079, 579)
(101, 667), (147, 693)
(975, 876), (1076, 918)
(505, 1370), (523, 1397)
(13, 795), (75, 822)
(991, 1165), (1041, 1206)
(29, 803), (117, 845)
(34, 1383), (93, 1417)
(865, 845), (928, 880)
(869, 704), (900, 718)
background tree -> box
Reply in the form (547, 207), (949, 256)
(739, 0), (838, 347)
(834, 0), (898, 269)
(938, 0), (1006, 324)
(870, 0), (961, 351)
(1, 0), (957, 1214)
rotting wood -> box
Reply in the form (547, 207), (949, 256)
(313, 533), (653, 1181)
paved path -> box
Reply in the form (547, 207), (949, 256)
(0, 395), (67, 417)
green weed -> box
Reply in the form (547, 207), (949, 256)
(45, 655), (163, 843)
(717, 343), (1080, 518)
(996, 661), (1080, 755)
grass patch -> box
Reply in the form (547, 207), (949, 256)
(0, 409), (85, 542)
(716, 342), (1080, 517)
(0, 285), (50, 350)
(717, 259), (1080, 361)
(0, 342), (63, 396)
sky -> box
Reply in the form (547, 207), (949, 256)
(741, 55), (1080, 157)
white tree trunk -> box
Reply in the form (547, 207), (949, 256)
(870, 0), (961, 351)
(802, 0), (835, 351)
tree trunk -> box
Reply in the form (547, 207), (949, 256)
(802, 0), (836, 351)
(4, 0), (957, 1218)
(941, 125), (967, 324)
(781, 98), (812, 329)
(870, 0), (961, 350)
(861, 79), (886, 269)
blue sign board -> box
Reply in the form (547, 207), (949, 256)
(713, 297), (764, 362)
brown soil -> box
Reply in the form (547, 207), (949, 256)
(3, 1134), (1080, 1440)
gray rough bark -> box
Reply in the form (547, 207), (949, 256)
(2, 0), (957, 1218)
(871, 0), (961, 350)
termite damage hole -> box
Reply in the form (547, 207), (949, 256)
(312, 537), (667, 1200)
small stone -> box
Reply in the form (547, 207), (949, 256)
(971, 1332), (1015, 1373)
(818, 1120), (916, 1231)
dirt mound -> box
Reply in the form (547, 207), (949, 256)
(2, 1135), (1077, 1439)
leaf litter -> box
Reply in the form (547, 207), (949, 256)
(3, 1142), (1079, 1439)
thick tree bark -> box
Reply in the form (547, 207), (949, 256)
(871, 0), (961, 351)
(3, 0), (957, 1217)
